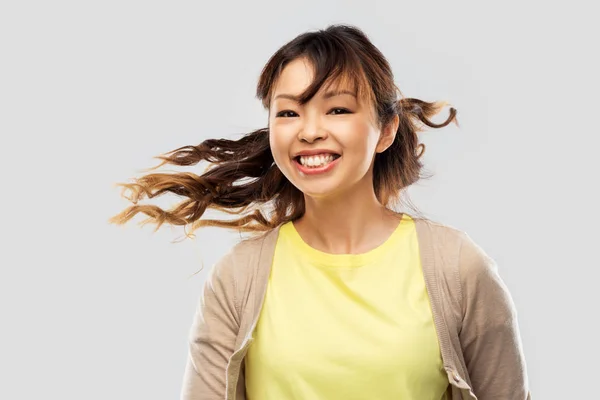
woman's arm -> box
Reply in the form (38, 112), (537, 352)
(458, 233), (531, 399)
(180, 251), (240, 400)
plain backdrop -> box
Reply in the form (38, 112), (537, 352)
(1, 0), (599, 398)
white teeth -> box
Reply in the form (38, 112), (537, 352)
(299, 154), (336, 168)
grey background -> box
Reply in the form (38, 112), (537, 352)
(1, 0), (598, 398)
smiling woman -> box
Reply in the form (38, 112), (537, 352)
(109, 24), (529, 400)
(108, 25), (453, 233)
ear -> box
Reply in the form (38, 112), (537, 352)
(375, 114), (400, 153)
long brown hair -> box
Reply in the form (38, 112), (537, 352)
(108, 24), (458, 237)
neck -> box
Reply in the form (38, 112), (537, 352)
(293, 182), (403, 255)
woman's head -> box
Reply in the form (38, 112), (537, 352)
(267, 55), (397, 200)
(109, 24), (457, 235)
(260, 25), (403, 201)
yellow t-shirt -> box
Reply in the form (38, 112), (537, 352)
(245, 214), (449, 399)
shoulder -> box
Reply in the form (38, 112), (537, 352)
(413, 216), (507, 310)
(207, 227), (279, 293)
(211, 228), (273, 270)
(229, 227), (279, 265)
(418, 217), (517, 329)
(413, 216), (496, 275)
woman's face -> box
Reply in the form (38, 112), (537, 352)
(268, 57), (394, 200)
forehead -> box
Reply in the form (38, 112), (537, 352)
(272, 57), (358, 98)
(273, 58), (314, 94)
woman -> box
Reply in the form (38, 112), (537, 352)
(110, 24), (529, 400)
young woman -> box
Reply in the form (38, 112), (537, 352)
(110, 25), (529, 400)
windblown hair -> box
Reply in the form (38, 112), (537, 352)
(108, 24), (458, 237)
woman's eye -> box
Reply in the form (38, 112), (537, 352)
(328, 108), (351, 115)
(275, 108), (351, 118)
(276, 110), (298, 118)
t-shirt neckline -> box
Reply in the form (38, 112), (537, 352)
(283, 213), (411, 268)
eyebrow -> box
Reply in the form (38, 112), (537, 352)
(273, 89), (357, 102)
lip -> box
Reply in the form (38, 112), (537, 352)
(293, 155), (341, 175)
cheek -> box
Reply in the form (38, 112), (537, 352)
(268, 127), (290, 166)
(342, 122), (380, 157)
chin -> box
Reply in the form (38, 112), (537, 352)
(295, 182), (346, 200)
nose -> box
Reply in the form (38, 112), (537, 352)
(298, 115), (327, 143)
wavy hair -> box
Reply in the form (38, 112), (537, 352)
(108, 24), (458, 237)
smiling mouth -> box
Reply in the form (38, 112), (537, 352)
(294, 154), (341, 168)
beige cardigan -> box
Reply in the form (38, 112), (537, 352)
(180, 217), (530, 400)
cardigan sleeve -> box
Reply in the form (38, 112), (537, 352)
(180, 250), (240, 400)
(457, 233), (531, 400)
